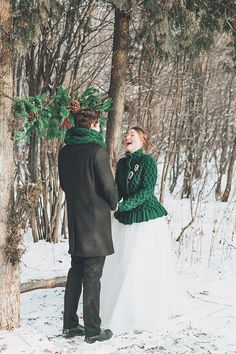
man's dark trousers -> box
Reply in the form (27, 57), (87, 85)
(63, 255), (105, 337)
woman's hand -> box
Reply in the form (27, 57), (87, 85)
(111, 204), (118, 215)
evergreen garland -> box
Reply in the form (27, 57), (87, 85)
(13, 87), (112, 143)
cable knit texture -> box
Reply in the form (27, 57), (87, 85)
(114, 149), (168, 224)
(64, 127), (106, 148)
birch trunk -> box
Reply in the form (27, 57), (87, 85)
(0, 0), (20, 329)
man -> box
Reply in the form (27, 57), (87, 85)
(58, 109), (118, 344)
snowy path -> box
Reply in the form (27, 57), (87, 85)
(1, 238), (236, 354)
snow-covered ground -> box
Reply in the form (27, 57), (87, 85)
(1, 197), (236, 354)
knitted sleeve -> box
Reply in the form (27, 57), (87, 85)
(118, 155), (157, 212)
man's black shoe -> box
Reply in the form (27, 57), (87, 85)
(63, 324), (85, 338)
(85, 329), (113, 344)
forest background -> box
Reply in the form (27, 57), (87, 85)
(0, 0), (236, 340)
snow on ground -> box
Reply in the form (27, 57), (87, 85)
(21, 235), (70, 283)
(1, 198), (236, 354)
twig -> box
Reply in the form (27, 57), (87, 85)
(176, 169), (207, 242)
(223, 238), (236, 250)
(187, 291), (233, 307)
(206, 307), (231, 318)
(16, 333), (32, 348)
(0, 90), (15, 102)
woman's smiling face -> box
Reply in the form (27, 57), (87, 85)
(124, 128), (143, 153)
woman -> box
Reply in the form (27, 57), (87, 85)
(100, 127), (175, 333)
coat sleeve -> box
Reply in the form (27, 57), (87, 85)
(115, 159), (124, 202)
(94, 147), (118, 210)
(118, 155), (157, 212)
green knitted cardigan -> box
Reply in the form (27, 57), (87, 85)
(64, 127), (106, 148)
(114, 149), (168, 225)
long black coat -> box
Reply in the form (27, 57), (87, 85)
(58, 143), (118, 257)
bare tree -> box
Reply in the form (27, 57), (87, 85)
(13, 1), (114, 242)
(106, 3), (131, 168)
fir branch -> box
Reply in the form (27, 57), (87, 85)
(13, 86), (112, 143)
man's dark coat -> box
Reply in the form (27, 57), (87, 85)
(58, 143), (118, 257)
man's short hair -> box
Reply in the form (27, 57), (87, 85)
(72, 109), (101, 129)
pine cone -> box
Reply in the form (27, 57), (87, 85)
(28, 111), (37, 121)
(43, 96), (51, 106)
(68, 100), (80, 113)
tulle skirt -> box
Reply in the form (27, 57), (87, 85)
(100, 216), (175, 333)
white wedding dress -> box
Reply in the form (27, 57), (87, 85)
(100, 215), (175, 333)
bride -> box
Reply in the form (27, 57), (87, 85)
(100, 127), (175, 333)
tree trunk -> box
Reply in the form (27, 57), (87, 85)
(29, 131), (40, 242)
(0, 0), (20, 329)
(221, 136), (236, 202)
(215, 126), (228, 200)
(51, 189), (63, 243)
(106, 6), (131, 169)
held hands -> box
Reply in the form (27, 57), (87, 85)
(111, 197), (124, 215)
(111, 203), (119, 215)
